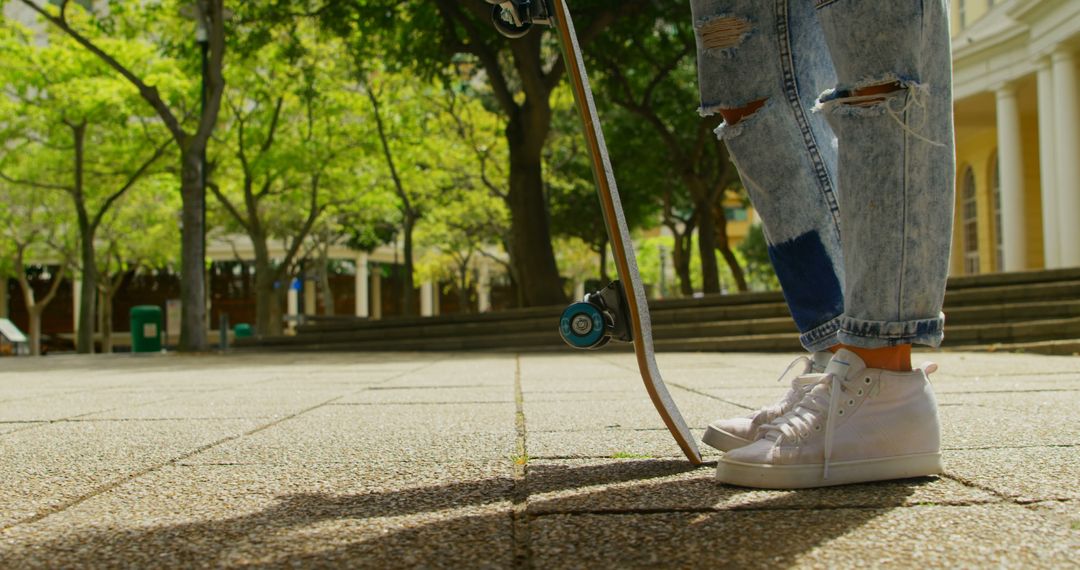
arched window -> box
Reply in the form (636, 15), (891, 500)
(962, 166), (979, 274)
(992, 153), (1003, 271)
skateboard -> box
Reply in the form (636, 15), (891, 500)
(487, 0), (704, 465)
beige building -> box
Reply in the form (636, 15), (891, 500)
(950, 0), (1080, 274)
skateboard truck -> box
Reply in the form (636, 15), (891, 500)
(559, 281), (633, 350)
(486, 0), (552, 38)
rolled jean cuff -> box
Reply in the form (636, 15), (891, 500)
(799, 316), (842, 352)
(837, 312), (946, 349)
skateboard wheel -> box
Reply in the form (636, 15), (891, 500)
(490, 4), (532, 38)
(559, 302), (607, 349)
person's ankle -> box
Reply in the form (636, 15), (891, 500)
(829, 344), (912, 372)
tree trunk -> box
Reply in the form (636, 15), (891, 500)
(457, 263), (471, 314)
(72, 122), (97, 354)
(253, 245), (276, 337)
(673, 237), (693, 297)
(401, 216), (416, 316)
(268, 285), (284, 336)
(318, 245), (334, 316)
(695, 197), (721, 294)
(713, 205), (748, 292)
(0, 277), (8, 319)
(28, 307), (42, 356)
(506, 111), (566, 307)
(179, 148), (208, 350)
(77, 234), (97, 354)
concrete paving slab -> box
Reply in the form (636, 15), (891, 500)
(528, 428), (722, 460)
(2, 350), (1077, 568)
(525, 394), (743, 432)
(526, 459), (996, 514)
(187, 404), (518, 465)
(337, 386), (514, 404)
(81, 388), (351, 420)
(0, 419), (263, 528)
(939, 402), (1078, 449)
(945, 447), (1080, 502)
(529, 504), (1079, 568)
(0, 462), (515, 569)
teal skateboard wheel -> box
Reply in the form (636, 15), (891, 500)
(559, 302), (607, 349)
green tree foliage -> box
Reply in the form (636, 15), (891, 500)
(0, 18), (174, 352)
(18, 0), (227, 351)
(0, 183), (76, 355)
(93, 178), (182, 352)
(208, 22), (366, 335)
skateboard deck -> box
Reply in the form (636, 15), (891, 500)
(489, 0), (703, 465)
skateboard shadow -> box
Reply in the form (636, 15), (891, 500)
(2, 460), (929, 568)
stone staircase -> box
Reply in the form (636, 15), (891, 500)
(238, 268), (1080, 355)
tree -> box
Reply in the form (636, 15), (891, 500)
(208, 24), (359, 336)
(0, 184), (75, 355)
(19, 0), (226, 351)
(0, 20), (173, 353)
(302, 0), (651, 307)
(93, 177), (181, 353)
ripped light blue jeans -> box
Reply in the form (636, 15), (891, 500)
(691, 0), (956, 350)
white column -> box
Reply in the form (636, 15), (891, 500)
(371, 269), (382, 320)
(420, 281), (434, 317)
(286, 279), (299, 334)
(72, 278), (81, 335)
(1036, 59), (1061, 268)
(1052, 49), (1080, 267)
(995, 84), (1027, 271)
(574, 281), (585, 301)
(477, 262), (491, 313)
(354, 253), (369, 318)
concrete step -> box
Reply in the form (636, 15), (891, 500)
(240, 268), (1080, 353)
(942, 339), (1080, 356)
(943, 280), (1080, 307)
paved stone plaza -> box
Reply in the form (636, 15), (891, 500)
(0, 350), (1077, 568)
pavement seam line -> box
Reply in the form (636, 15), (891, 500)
(0, 375), (290, 439)
(0, 397), (343, 531)
(524, 501), (1005, 518)
(0, 360), (442, 531)
(511, 353), (532, 570)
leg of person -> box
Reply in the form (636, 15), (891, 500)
(689, 0), (845, 451)
(717, 0), (955, 487)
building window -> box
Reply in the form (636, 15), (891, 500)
(962, 166), (979, 274)
(992, 154), (1003, 271)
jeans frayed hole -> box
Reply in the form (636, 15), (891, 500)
(696, 15), (753, 51)
(712, 98), (771, 141)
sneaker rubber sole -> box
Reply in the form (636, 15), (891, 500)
(701, 424), (753, 452)
(716, 452), (944, 489)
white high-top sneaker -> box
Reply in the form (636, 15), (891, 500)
(716, 349), (943, 489)
(702, 351), (833, 451)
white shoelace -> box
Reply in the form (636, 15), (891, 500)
(754, 356), (818, 421)
(762, 372), (846, 480)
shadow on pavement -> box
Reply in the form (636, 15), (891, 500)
(0, 460), (927, 568)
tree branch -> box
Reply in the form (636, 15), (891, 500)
(18, 0), (186, 144)
(90, 138), (172, 230)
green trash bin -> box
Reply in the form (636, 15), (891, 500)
(233, 323), (253, 339)
(130, 305), (163, 353)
